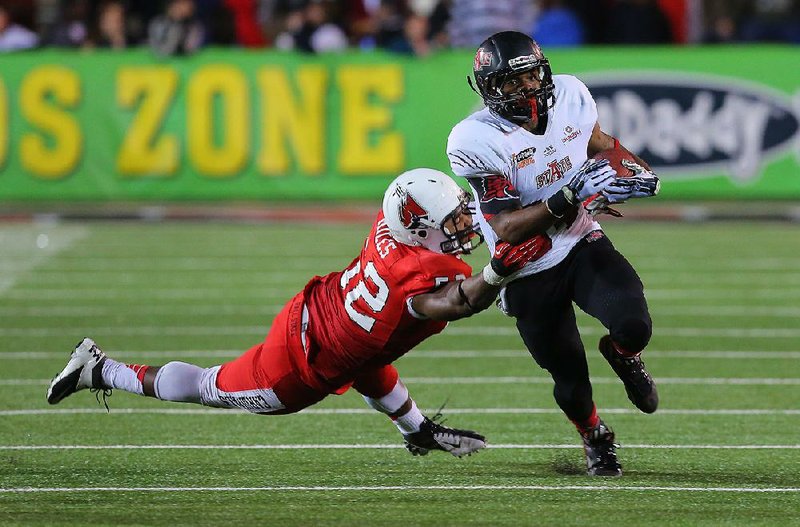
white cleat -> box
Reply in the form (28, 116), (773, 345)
(46, 338), (108, 405)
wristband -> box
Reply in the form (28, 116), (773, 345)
(545, 186), (575, 218)
(482, 264), (505, 286)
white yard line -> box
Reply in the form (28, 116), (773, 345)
(0, 226), (88, 296)
(2, 349), (799, 360)
(4, 325), (800, 338)
(403, 376), (800, 385)
(651, 306), (800, 317)
(2, 444), (799, 451)
(0, 290), (293, 300)
(4, 305), (800, 319)
(0, 256), (330, 271)
(631, 256), (800, 270)
(0, 305), (282, 317)
(2, 407), (798, 416)
(445, 326), (800, 338)
(4, 287), (800, 301)
(1, 484), (798, 494)
(0, 326), (270, 337)
(5, 376), (800, 387)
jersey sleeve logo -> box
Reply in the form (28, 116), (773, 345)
(480, 175), (519, 203)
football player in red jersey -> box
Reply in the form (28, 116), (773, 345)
(47, 168), (547, 457)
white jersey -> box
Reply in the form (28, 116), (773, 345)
(447, 74), (601, 279)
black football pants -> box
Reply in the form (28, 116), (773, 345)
(503, 231), (652, 423)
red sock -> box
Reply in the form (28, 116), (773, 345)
(610, 338), (640, 358)
(126, 364), (150, 383)
(571, 404), (600, 436)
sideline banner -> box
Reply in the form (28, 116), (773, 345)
(0, 47), (798, 200)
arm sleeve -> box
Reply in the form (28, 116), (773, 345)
(465, 175), (522, 219)
(447, 124), (521, 219)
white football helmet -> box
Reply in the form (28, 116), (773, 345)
(382, 168), (482, 254)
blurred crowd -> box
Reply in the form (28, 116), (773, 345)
(1, 0), (799, 54)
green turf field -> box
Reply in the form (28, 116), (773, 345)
(1, 220), (798, 526)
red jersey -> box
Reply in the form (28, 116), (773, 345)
(303, 212), (472, 388)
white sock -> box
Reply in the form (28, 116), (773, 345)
(362, 381), (425, 434)
(362, 381), (409, 414)
(101, 358), (144, 395)
(393, 401), (425, 434)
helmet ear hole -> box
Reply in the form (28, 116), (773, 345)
(417, 230), (427, 239)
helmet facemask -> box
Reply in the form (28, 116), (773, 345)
(438, 193), (483, 255)
(477, 61), (555, 124)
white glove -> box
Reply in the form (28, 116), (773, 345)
(584, 194), (623, 217)
(601, 159), (660, 203)
(565, 159), (617, 202)
(584, 160), (661, 216)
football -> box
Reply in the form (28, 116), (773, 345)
(592, 147), (639, 178)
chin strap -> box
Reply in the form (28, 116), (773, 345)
(466, 75), (481, 97)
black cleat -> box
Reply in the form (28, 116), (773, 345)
(599, 335), (658, 414)
(403, 416), (487, 458)
(582, 421), (622, 477)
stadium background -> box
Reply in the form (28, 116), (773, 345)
(0, 46), (798, 203)
(2, 1), (800, 525)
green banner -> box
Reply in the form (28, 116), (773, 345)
(0, 47), (798, 201)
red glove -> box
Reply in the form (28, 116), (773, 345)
(490, 235), (552, 277)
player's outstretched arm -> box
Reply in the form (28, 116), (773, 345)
(410, 237), (549, 321)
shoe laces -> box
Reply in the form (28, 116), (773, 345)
(90, 387), (113, 413)
(89, 345), (103, 360)
(584, 423), (618, 446)
(615, 353), (652, 381)
(584, 425), (619, 465)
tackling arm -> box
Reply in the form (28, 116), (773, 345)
(488, 203), (559, 246)
(410, 274), (499, 321)
(410, 237), (550, 321)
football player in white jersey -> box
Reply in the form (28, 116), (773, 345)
(447, 31), (661, 476)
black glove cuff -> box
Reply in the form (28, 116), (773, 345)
(545, 187), (575, 219)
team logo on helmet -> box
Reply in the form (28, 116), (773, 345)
(474, 48), (493, 71)
(397, 190), (428, 229)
